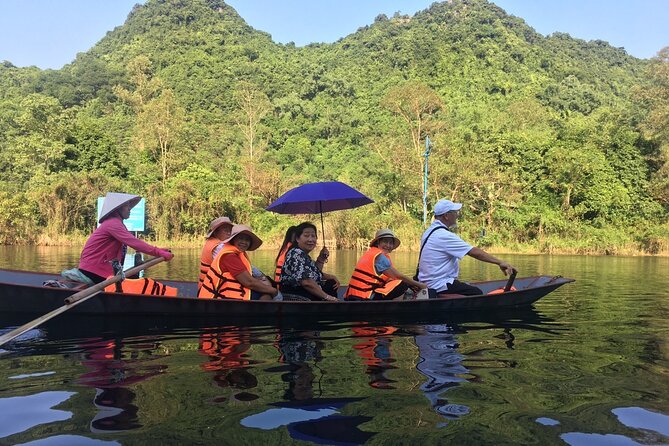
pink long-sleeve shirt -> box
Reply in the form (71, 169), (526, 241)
(78, 216), (164, 278)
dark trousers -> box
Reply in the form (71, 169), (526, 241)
(372, 282), (409, 301)
(282, 279), (338, 301)
(437, 279), (483, 296)
(79, 268), (105, 284)
(345, 282), (409, 301)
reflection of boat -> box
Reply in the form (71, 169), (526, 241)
(0, 268), (573, 324)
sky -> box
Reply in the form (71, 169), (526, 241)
(0, 0), (667, 70)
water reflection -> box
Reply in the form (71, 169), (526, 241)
(0, 391), (74, 438)
(275, 329), (324, 401)
(559, 406), (669, 446)
(198, 328), (259, 402)
(240, 329), (375, 445)
(351, 325), (398, 389)
(414, 324), (470, 420)
(15, 435), (122, 445)
(242, 328), (377, 445)
(612, 406), (669, 437)
(76, 337), (168, 433)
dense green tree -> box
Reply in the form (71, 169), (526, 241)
(0, 0), (666, 252)
(636, 47), (669, 205)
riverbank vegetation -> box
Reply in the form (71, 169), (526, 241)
(1, 0), (668, 254)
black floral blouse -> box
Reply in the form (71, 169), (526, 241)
(280, 246), (322, 288)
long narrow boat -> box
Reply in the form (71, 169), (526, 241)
(0, 268), (573, 324)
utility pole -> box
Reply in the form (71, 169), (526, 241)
(423, 135), (432, 226)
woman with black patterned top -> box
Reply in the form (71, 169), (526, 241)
(279, 222), (340, 302)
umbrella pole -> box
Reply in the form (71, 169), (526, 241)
(319, 201), (325, 246)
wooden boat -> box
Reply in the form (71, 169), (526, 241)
(0, 268), (573, 325)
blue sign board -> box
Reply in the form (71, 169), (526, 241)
(97, 197), (146, 232)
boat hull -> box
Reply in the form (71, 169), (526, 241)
(0, 268), (573, 324)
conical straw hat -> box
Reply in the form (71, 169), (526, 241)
(98, 192), (141, 223)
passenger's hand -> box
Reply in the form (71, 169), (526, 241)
(317, 247), (329, 263)
(499, 262), (516, 276)
(322, 294), (338, 302)
(158, 249), (174, 261)
(412, 281), (428, 291)
(328, 274), (340, 290)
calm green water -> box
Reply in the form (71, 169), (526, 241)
(0, 246), (668, 445)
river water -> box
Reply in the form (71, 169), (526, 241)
(0, 246), (668, 445)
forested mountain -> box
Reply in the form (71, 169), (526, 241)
(0, 0), (667, 253)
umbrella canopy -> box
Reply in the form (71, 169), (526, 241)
(266, 181), (373, 214)
(266, 181), (374, 242)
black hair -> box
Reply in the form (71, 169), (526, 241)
(275, 225), (297, 264)
(294, 222), (317, 240)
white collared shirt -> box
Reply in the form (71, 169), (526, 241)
(417, 220), (473, 292)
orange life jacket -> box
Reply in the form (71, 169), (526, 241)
(487, 286), (517, 295)
(198, 238), (223, 290)
(352, 326), (398, 367)
(345, 247), (403, 300)
(274, 242), (293, 283)
(104, 278), (178, 297)
(198, 243), (252, 300)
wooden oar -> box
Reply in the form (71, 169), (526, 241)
(503, 270), (517, 292)
(0, 256), (165, 348)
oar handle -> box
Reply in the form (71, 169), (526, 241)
(503, 270), (517, 292)
(64, 256), (165, 304)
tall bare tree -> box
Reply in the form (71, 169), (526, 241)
(115, 56), (183, 185)
(233, 81), (271, 192)
(381, 81), (444, 213)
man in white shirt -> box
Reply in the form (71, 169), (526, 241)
(418, 199), (517, 296)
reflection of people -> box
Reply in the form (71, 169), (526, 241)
(418, 199), (517, 296)
(346, 229), (426, 301)
(72, 192), (173, 285)
(198, 216), (234, 291)
(198, 224), (277, 300)
(351, 325), (398, 389)
(243, 329), (376, 444)
(414, 325), (470, 419)
(199, 328), (259, 402)
(276, 330), (324, 401)
(279, 222), (339, 301)
(90, 387), (140, 432)
(77, 337), (166, 433)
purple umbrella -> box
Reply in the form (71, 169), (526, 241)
(266, 181), (374, 241)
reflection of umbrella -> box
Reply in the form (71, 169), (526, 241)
(266, 181), (374, 240)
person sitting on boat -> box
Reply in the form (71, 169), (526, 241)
(69, 192), (174, 285)
(274, 225), (297, 286)
(279, 222), (340, 302)
(198, 216), (234, 291)
(345, 229), (427, 301)
(418, 199), (517, 296)
(198, 224), (278, 301)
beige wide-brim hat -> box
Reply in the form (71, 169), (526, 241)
(369, 228), (401, 250)
(98, 192), (141, 223)
(206, 216), (233, 238)
(222, 224), (263, 251)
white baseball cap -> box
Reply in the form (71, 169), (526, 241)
(434, 199), (462, 216)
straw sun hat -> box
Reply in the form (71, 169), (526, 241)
(206, 216), (233, 238)
(222, 224), (263, 251)
(369, 228), (401, 250)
